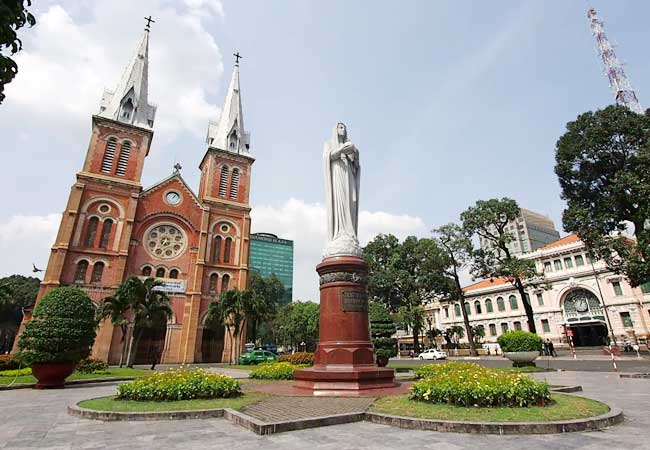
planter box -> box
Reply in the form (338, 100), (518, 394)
(503, 351), (539, 367)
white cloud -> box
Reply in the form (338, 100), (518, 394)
(251, 198), (427, 302)
(0, 214), (61, 277)
(5, 0), (224, 141)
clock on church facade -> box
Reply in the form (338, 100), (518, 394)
(15, 27), (255, 365)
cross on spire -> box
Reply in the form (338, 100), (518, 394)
(233, 52), (243, 66)
(144, 15), (155, 31)
(173, 162), (182, 174)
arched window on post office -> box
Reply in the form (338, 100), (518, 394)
(509, 295), (519, 310)
(474, 300), (482, 315)
(497, 297), (505, 312)
(485, 298), (493, 313)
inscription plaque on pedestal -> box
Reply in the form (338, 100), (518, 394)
(342, 291), (368, 312)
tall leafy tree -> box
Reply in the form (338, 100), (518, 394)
(0, 275), (39, 353)
(207, 289), (251, 364)
(246, 272), (285, 344)
(274, 301), (319, 351)
(118, 277), (172, 367)
(1, 0), (35, 104)
(432, 223), (477, 355)
(461, 198), (540, 333)
(98, 288), (133, 367)
(555, 105), (650, 287)
(364, 234), (447, 353)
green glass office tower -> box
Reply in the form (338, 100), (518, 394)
(249, 233), (294, 304)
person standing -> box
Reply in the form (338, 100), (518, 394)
(547, 339), (557, 357)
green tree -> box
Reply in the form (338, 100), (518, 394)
(555, 105), (650, 287)
(0, 275), (40, 353)
(432, 223), (477, 355)
(119, 277), (172, 368)
(1, 0), (35, 104)
(461, 198), (540, 333)
(364, 234), (448, 353)
(445, 325), (465, 348)
(397, 304), (426, 354)
(246, 272), (285, 345)
(207, 289), (251, 364)
(98, 287), (133, 367)
(274, 301), (319, 351)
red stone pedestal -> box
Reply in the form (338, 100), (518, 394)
(293, 256), (395, 394)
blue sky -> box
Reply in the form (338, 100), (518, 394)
(1, 1), (648, 300)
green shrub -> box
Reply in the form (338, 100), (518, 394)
(76, 358), (109, 374)
(369, 302), (397, 360)
(0, 367), (32, 377)
(0, 355), (21, 371)
(249, 361), (306, 380)
(410, 362), (550, 407)
(497, 331), (543, 353)
(278, 352), (314, 365)
(16, 287), (97, 366)
(117, 368), (241, 401)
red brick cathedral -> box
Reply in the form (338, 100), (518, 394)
(25, 27), (254, 364)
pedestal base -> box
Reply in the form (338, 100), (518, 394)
(293, 365), (396, 394)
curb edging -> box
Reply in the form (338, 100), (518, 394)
(0, 377), (135, 391)
(620, 373), (650, 379)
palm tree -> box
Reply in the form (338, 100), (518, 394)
(207, 289), (250, 364)
(118, 277), (172, 368)
(98, 291), (133, 367)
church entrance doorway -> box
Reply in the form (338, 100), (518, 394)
(568, 322), (608, 347)
(201, 325), (225, 363)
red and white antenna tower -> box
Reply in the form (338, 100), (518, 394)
(587, 7), (643, 114)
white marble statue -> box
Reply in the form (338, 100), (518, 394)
(323, 122), (362, 257)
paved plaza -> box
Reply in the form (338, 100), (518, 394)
(0, 370), (648, 450)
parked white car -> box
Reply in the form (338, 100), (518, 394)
(417, 349), (447, 360)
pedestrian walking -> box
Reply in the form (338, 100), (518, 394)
(542, 340), (549, 356)
(547, 339), (557, 357)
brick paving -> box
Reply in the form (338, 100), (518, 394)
(242, 396), (374, 423)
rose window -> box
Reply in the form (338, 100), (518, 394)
(145, 224), (186, 259)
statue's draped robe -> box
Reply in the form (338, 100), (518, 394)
(323, 125), (361, 257)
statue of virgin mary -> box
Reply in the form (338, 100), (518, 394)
(323, 122), (362, 257)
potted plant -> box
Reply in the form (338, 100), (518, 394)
(369, 302), (397, 367)
(497, 330), (543, 367)
(17, 287), (97, 388)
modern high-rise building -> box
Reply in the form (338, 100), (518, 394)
(479, 208), (560, 256)
(249, 233), (294, 305)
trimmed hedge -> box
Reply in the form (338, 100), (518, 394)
(117, 368), (241, 401)
(497, 331), (543, 353)
(0, 367), (32, 377)
(369, 302), (398, 360)
(278, 352), (314, 365)
(410, 362), (550, 407)
(17, 287), (97, 366)
(249, 362), (306, 380)
(76, 358), (109, 374)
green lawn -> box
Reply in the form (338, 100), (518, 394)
(370, 393), (609, 422)
(0, 368), (151, 386)
(78, 392), (268, 412)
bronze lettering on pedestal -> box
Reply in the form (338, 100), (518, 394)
(342, 290), (368, 312)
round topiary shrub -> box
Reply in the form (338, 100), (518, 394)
(249, 361), (305, 380)
(369, 302), (397, 366)
(17, 287), (98, 366)
(497, 331), (543, 353)
(117, 368), (241, 401)
(278, 352), (314, 365)
(410, 361), (550, 407)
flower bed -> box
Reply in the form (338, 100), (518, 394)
(277, 352), (314, 365)
(249, 362), (306, 380)
(410, 362), (550, 407)
(117, 369), (241, 401)
(0, 367), (32, 377)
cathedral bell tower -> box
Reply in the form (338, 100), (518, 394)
(17, 24), (157, 358)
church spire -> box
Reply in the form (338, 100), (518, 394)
(206, 55), (250, 154)
(98, 24), (156, 130)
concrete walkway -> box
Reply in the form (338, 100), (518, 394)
(0, 371), (648, 449)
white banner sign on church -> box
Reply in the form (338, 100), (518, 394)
(139, 277), (186, 294)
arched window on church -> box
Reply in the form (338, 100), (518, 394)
(218, 166), (229, 197)
(84, 217), (99, 247)
(221, 274), (230, 292)
(209, 273), (218, 294)
(101, 138), (117, 173)
(120, 98), (134, 121)
(223, 238), (232, 263)
(169, 269), (179, 279)
(115, 141), (131, 176)
(91, 262), (105, 284)
(142, 266), (152, 277)
(229, 168), (240, 200)
(156, 267), (166, 278)
(74, 260), (89, 284)
(99, 219), (113, 249)
(213, 236), (222, 262)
